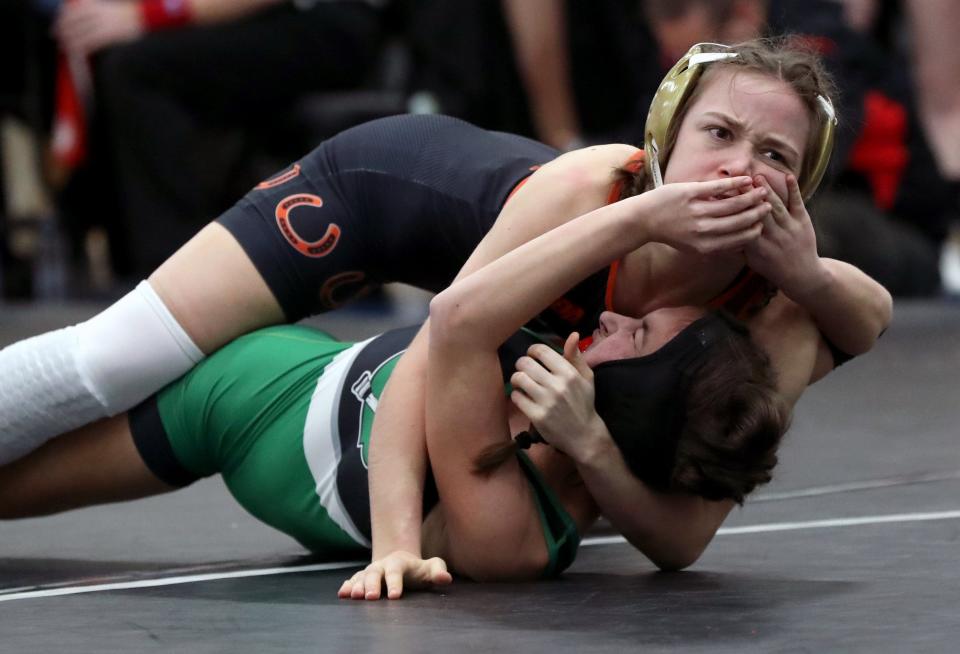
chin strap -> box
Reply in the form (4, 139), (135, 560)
(649, 139), (664, 189)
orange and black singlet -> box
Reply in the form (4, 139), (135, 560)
(218, 114), (558, 320)
(216, 113), (772, 335)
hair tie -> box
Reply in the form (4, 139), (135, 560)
(513, 428), (544, 450)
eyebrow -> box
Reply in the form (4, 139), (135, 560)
(701, 111), (802, 164)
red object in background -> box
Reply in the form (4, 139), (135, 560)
(50, 0), (92, 172)
(50, 49), (90, 171)
(140, 0), (193, 31)
(848, 90), (910, 211)
(786, 34), (838, 57)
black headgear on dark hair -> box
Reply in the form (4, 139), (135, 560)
(591, 312), (738, 491)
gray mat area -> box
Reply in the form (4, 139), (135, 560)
(1, 296), (958, 652)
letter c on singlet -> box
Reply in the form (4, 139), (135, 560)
(275, 193), (341, 258)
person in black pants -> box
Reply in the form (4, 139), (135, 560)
(54, 0), (385, 278)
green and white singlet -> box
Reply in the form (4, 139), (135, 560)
(129, 324), (580, 575)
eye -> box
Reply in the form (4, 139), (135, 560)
(763, 149), (786, 163)
(633, 323), (646, 354)
(708, 126), (732, 141)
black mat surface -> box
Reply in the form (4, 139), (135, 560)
(2, 298), (958, 652)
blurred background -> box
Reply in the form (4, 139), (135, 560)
(2, 0), (959, 309)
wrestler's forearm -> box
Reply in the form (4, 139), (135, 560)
(424, 314), (547, 580)
(368, 325), (431, 559)
(574, 434), (732, 571)
(783, 258), (892, 357)
(431, 199), (643, 349)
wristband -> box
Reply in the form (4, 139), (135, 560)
(140, 0), (192, 31)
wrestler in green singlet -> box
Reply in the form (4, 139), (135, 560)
(129, 324), (579, 575)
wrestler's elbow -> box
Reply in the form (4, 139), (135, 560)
(823, 260), (894, 353)
(875, 286), (894, 338)
(428, 290), (471, 348)
(647, 540), (708, 572)
(630, 527), (711, 572)
(846, 286), (893, 357)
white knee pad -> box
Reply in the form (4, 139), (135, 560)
(0, 281), (204, 464)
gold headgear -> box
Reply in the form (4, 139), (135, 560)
(644, 43), (837, 201)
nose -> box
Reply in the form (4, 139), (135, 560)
(599, 311), (637, 334)
(719, 144), (753, 179)
(598, 311), (614, 334)
(600, 310), (631, 333)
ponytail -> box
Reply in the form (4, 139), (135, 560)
(472, 429), (544, 475)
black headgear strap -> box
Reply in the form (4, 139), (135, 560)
(590, 312), (736, 491)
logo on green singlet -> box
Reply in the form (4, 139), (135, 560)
(349, 352), (405, 469)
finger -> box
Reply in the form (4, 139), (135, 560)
(347, 570), (367, 599)
(429, 558), (453, 585)
(385, 569), (404, 600)
(350, 569), (370, 599)
(340, 568), (370, 599)
(514, 355), (556, 383)
(756, 203), (779, 238)
(525, 343), (578, 378)
(515, 353), (571, 393)
(350, 578), (366, 600)
(510, 389), (544, 424)
(510, 369), (549, 403)
(338, 579), (354, 599)
(754, 175), (791, 229)
(695, 176), (754, 199)
(363, 568), (384, 600)
(562, 333), (592, 379)
(694, 201), (770, 236)
(697, 185), (766, 216)
(705, 222), (765, 252)
(786, 174), (805, 216)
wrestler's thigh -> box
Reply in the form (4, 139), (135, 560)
(0, 415), (175, 519)
(150, 222), (286, 354)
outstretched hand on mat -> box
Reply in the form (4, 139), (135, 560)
(338, 551), (452, 600)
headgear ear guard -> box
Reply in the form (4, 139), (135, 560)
(590, 312), (739, 491)
(644, 42), (838, 201)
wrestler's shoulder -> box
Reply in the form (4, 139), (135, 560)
(534, 144), (641, 189)
(545, 143), (639, 170)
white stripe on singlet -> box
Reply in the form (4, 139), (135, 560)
(302, 337), (375, 549)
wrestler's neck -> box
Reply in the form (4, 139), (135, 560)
(615, 244), (745, 315)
